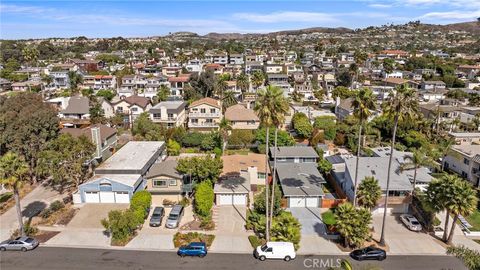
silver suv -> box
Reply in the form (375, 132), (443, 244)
(165, 205), (184, 229)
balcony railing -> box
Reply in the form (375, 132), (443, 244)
(152, 117), (177, 122)
(189, 122), (219, 127)
(188, 112), (220, 118)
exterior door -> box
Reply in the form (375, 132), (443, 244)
(306, 197), (318, 207)
(218, 194), (233, 205)
(84, 191), (99, 203)
(115, 192), (130, 203)
(232, 194), (246, 205)
(100, 191), (115, 203)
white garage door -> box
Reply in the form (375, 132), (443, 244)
(306, 197), (319, 207)
(289, 197), (306, 207)
(115, 192), (130, 203)
(217, 194), (247, 205)
(232, 194), (247, 205)
(84, 191), (99, 203)
(100, 191), (115, 203)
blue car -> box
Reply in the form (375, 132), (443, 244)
(177, 242), (207, 258)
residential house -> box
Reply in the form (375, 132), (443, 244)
(443, 144), (480, 187)
(149, 100), (187, 128)
(204, 63), (224, 75)
(49, 71), (70, 89)
(168, 75), (190, 96)
(54, 96), (90, 128)
(11, 81), (41, 92)
(145, 158), (190, 205)
(60, 124), (117, 162)
(448, 132), (480, 145)
(421, 81), (446, 91)
(67, 59), (103, 73)
(229, 54), (244, 65)
(214, 172), (251, 206)
(265, 64), (283, 74)
(74, 141), (165, 204)
(112, 95), (152, 125)
(187, 97), (222, 132)
(224, 104), (260, 130)
(213, 54), (228, 65)
(221, 153), (269, 187)
(0, 78), (12, 92)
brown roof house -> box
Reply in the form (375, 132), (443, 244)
(145, 158), (190, 205)
(225, 104), (260, 130)
(188, 97), (222, 132)
(61, 124), (118, 162)
(111, 95), (152, 125)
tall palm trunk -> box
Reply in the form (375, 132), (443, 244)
(447, 214), (458, 244)
(443, 210), (450, 242)
(264, 127), (270, 241)
(14, 186), (25, 237)
(269, 128), (278, 232)
(380, 113), (399, 245)
(353, 122), (363, 207)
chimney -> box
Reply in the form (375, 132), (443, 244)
(248, 166), (258, 183)
(91, 126), (102, 159)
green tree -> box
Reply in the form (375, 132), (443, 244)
(400, 149), (438, 195)
(96, 89), (116, 101)
(167, 139), (181, 156)
(0, 152), (29, 236)
(336, 69), (353, 87)
(131, 112), (163, 141)
(68, 71), (83, 90)
(352, 88), (377, 206)
(194, 181), (214, 217)
(317, 158), (333, 174)
(219, 118), (232, 151)
(255, 128), (295, 148)
(334, 202), (372, 248)
(36, 133), (95, 189)
(254, 185), (282, 216)
(22, 46), (39, 81)
(0, 93), (59, 183)
(291, 113), (313, 139)
(331, 86), (355, 99)
(222, 91), (238, 112)
(251, 70), (265, 89)
(101, 209), (139, 245)
(356, 176), (382, 210)
(379, 85), (418, 245)
(270, 211), (302, 250)
(227, 130), (255, 149)
(236, 73), (249, 93)
(313, 116), (337, 140)
(176, 156), (223, 183)
(254, 85), (289, 240)
(156, 84), (170, 102)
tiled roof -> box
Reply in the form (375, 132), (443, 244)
(190, 97), (221, 109)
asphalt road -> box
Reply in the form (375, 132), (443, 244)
(0, 247), (467, 270)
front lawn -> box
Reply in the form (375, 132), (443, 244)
(465, 210), (480, 231)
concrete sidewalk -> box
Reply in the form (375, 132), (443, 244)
(0, 184), (65, 240)
(437, 211), (480, 252)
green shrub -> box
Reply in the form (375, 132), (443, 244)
(130, 191), (152, 213)
(254, 185), (282, 216)
(213, 147), (222, 157)
(433, 217), (441, 227)
(199, 214), (215, 230)
(200, 134), (216, 151)
(322, 210), (336, 226)
(195, 181), (214, 217)
(180, 197), (190, 207)
(270, 211), (302, 250)
(167, 139), (181, 156)
(248, 235), (266, 248)
(101, 209), (138, 245)
(49, 200), (65, 212)
(228, 130), (255, 148)
(182, 132), (206, 147)
(173, 232), (215, 248)
(0, 192), (12, 203)
(40, 208), (53, 219)
(313, 116), (336, 140)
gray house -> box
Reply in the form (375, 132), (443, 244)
(270, 146), (319, 163)
(75, 141), (165, 204)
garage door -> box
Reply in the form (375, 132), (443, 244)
(100, 191), (115, 203)
(217, 194), (247, 205)
(289, 197), (306, 207)
(306, 197), (318, 207)
(115, 192), (130, 203)
(84, 191), (99, 203)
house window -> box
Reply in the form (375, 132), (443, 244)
(464, 158), (470, 165)
(153, 113), (161, 118)
(168, 113), (174, 118)
(206, 119), (213, 123)
(116, 106), (124, 113)
(191, 119), (198, 124)
(153, 180), (168, 187)
(169, 180), (177, 186)
(200, 108), (206, 113)
(131, 107), (138, 112)
(258, 173), (266, 179)
(210, 108), (216, 113)
(462, 171), (468, 178)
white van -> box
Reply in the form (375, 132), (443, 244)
(254, 242), (296, 261)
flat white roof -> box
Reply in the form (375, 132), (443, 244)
(96, 141), (164, 171)
(89, 174), (142, 187)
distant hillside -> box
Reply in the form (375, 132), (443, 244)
(435, 21), (480, 35)
(267, 27), (354, 36)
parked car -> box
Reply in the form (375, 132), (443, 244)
(149, 207), (165, 227)
(400, 214), (422, 231)
(254, 242), (296, 262)
(177, 242), (207, 257)
(165, 205), (184, 229)
(0, 237), (39, 252)
(350, 246), (386, 261)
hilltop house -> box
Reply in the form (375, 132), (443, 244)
(187, 97), (222, 132)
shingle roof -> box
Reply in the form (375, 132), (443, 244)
(221, 153), (269, 176)
(123, 95), (151, 108)
(270, 146), (319, 159)
(60, 124), (117, 142)
(276, 163), (325, 197)
(214, 172), (250, 194)
(61, 96), (89, 114)
(145, 159), (182, 179)
(225, 104), (259, 122)
(150, 101), (187, 114)
(190, 97), (221, 109)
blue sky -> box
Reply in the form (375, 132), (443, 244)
(1, 0), (479, 39)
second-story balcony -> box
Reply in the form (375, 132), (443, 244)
(152, 116), (177, 122)
(188, 112), (221, 118)
(189, 122), (219, 128)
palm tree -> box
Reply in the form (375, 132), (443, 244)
(352, 88), (376, 206)
(68, 71), (83, 91)
(400, 149), (438, 196)
(222, 91), (238, 112)
(22, 46), (39, 81)
(214, 78), (228, 100)
(251, 70), (265, 90)
(357, 176), (382, 210)
(254, 85), (289, 240)
(218, 117), (232, 152)
(379, 85), (418, 245)
(446, 179), (478, 244)
(0, 152), (29, 237)
(236, 73), (249, 95)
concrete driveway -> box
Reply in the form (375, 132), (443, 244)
(372, 214), (446, 255)
(209, 206), (252, 253)
(288, 208), (343, 255)
(46, 204), (128, 247)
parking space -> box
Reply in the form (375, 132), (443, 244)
(47, 204), (128, 247)
(288, 208), (326, 236)
(372, 214), (446, 254)
(209, 206), (252, 253)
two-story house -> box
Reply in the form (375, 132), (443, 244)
(269, 146), (326, 208)
(443, 144), (480, 187)
(224, 104), (260, 130)
(112, 95), (152, 125)
(149, 100), (187, 128)
(187, 97), (222, 132)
